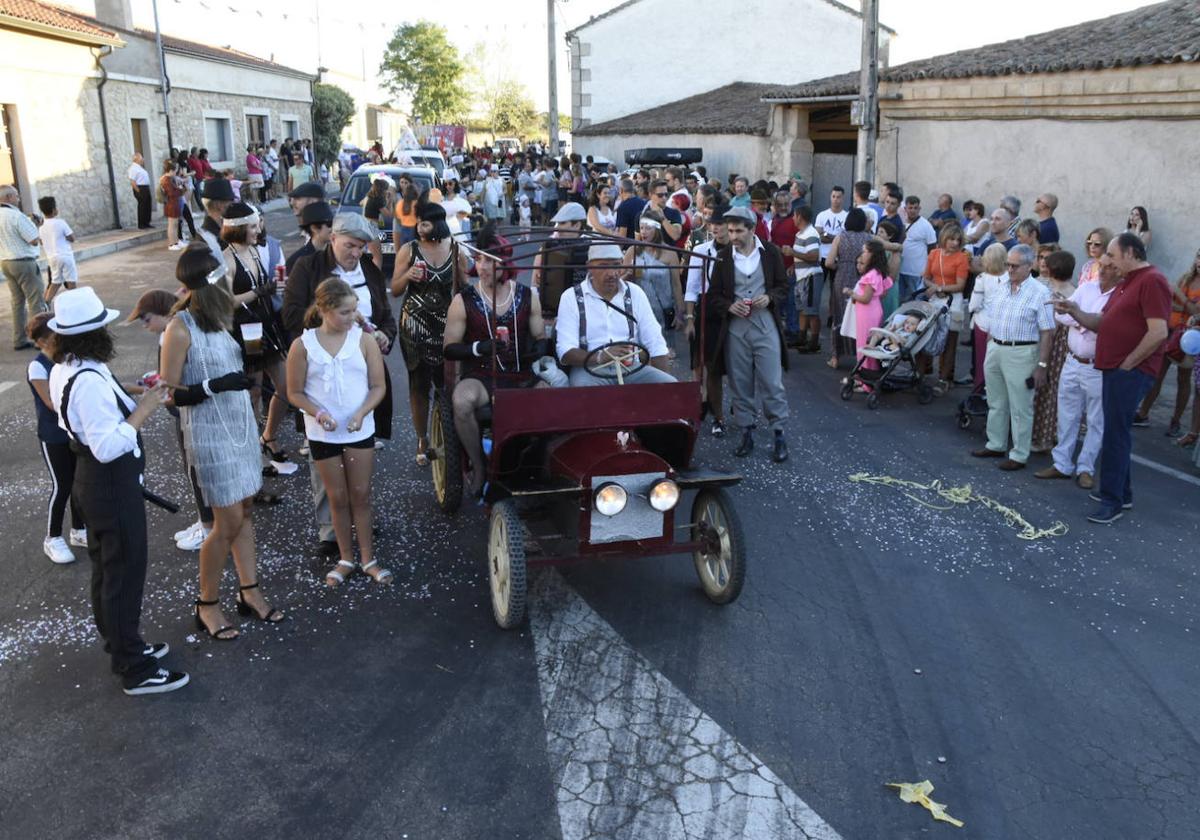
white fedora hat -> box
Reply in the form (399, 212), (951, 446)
(47, 287), (120, 335)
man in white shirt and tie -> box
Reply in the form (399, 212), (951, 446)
(127, 152), (153, 229)
(556, 244), (676, 386)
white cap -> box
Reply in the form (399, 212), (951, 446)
(550, 202), (587, 224)
(587, 243), (624, 262)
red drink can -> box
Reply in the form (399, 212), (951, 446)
(414, 259), (427, 280)
(743, 298), (753, 308)
(275, 264), (286, 287)
(495, 325), (510, 345)
(141, 371), (160, 389)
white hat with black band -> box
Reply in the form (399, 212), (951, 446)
(47, 287), (120, 335)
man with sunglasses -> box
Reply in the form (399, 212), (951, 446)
(645, 179), (683, 243)
(971, 244), (1054, 471)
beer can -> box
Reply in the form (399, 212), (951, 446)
(495, 325), (510, 345)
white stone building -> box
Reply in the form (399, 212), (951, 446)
(0, 0), (314, 235)
(566, 0), (892, 129)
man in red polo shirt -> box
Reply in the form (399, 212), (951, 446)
(1054, 232), (1171, 524)
(767, 191), (800, 345)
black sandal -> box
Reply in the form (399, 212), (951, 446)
(253, 490), (282, 505)
(194, 598), (238, 640)
(236, 582), (285, 623)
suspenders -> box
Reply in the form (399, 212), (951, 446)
(574, 284), (636, 350)
(59, 368), (135, 455)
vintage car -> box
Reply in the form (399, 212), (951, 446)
(429, 334), (745, 630)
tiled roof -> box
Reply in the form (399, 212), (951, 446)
(0, 0), (121, 44)
(573, 82), (778, 136)
(566, 0), (895, 37)
(148, 31), (313, 79)
(763, 0), (1200, 100)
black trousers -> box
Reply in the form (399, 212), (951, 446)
(40, 440), (84, 538)
(74, 448), (156, 686)
(134, 185), (152, 229)
(180, 203), (198, 239)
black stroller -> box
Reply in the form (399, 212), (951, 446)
(840, 296), (950, 409)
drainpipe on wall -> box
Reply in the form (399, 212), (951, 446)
(91, 45), (122, 230)
(151, 0), (174, 151)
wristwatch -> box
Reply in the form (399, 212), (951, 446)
(1037, 361), (1048, 369)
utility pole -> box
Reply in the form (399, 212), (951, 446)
(854, 0), (879, 184)
(547, 0), (559, 154)
(151, 0), (173, 151)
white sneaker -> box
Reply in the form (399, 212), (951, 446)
(69, 528), (88, 547)
(43, 536), (76, 564)
(173, 520), (202, 542)
(168, 242), (186, 251)
(176, 525), (210, 551)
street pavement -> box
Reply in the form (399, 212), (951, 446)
(0, 210), (1198, 839)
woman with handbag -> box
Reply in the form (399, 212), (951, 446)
(220, 202), (293, 472)
(921, 224), (971, 390)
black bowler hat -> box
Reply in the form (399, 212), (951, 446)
(201, 177), (235, 202)
(300, 201), (334, 227)
(288, 182), (324, 200)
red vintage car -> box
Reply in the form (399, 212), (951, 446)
(428, 342), (745, 629)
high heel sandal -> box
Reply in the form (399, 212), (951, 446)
(260, 436), (299, 476)
(236, 582), (285, 623)
(415, 437), (430, 467)
(194, 598), (238, 641)
(361, 560), (393, 585)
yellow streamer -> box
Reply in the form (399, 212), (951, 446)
(849, 473), (1068, 541)
(886, 780), (965, 828)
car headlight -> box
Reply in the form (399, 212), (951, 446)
(593, 482), (628, 516)
(648, 479), (680, 512)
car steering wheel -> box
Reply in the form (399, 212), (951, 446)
(583, 341), (650, 383)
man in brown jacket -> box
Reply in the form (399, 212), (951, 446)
(705, 206), (790, 462)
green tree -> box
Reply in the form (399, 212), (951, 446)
(486, 79), (539, 139)
(539, 112), (573, 134)
(379, 21), (469, 123)
(311, 82), (355, 165)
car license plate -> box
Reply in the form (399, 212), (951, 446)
(380, 242), (395, 254)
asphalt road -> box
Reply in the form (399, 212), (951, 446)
(0, 210), (1197, 839)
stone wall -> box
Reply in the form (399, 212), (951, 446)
(1, 26), (312, 237)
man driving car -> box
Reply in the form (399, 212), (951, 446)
(555, 243), (677, 386)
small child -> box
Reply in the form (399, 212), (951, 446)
(287, 277), (390, 587)
(37, 197), (77, 303)
(25, 312), (86, 564)
(517, 194), (532, 238)
(868, 313), (922, 352)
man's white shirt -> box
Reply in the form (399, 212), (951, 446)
(555, 277), (668, 361)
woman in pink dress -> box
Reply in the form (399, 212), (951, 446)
(847, 239), (893, 390)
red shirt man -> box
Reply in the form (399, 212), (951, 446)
(766, 195), (798, 270)
(1094, 265), (1172, 375)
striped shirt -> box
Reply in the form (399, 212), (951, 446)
(792, 224), (822, 279)
(987, 274), (1055, 342)
(0, 204), (40, 260)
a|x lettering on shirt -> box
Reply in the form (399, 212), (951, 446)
(987, 275), (1055, 342)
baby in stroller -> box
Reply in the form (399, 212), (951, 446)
(866, 313), (922, 353)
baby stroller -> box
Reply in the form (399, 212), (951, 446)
(840, 298), (950, 410)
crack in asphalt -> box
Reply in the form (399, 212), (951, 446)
(530, 570), (842, 840)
